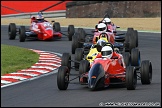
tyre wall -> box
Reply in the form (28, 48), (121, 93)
(66, 1), (161, 18)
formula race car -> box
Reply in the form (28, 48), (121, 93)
(8, 13), (75, 42)
(72, 27), (138, 55)
(57, 42), (152, 91)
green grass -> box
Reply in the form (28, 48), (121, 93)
(1, 44), (39, 76)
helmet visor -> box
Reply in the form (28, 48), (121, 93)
(98, 27), (106, 31)
(101, 51), (112, 56)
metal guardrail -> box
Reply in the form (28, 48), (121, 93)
(1, 10), (66, 18)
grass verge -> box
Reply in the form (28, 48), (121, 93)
(1, 44), (39, 76)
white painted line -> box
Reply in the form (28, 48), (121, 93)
(39, 60), (61, 62)
(39, 57), (58, 60)
(1, 80), (12, 84)
(40, 55), (56, 57)
(35, 63), (61, 66)
(10, 72), (38, 77)
(31, 66), (55, 70)
(1, 76), (27, 80)
(40, 52), (54, 55)
(20, 69), (49, 73)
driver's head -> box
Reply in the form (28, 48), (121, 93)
(36, 14), (44, 21)
(102, 18), (111, 24)
(96, 39), (106, 52)
(101, 46), (113, 58)
(97, 23), (107, 33)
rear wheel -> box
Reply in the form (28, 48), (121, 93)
(53, 22), (61, 32)
(61, 53), (71, 70)
(122, 52), (130, 67)
(140, 60), (152, 84)
(79, 60), (90, 75)
(131, 48), (140, 66)
(75, 48), (84, 71)
(129, 30), (136, 52)
(57, 66), (69, 90)
(78, 28), (86, 42)
(126, 66), (137, 90)
(72, 33), (79, 54)
(8, 23), (16, 40)
(19, 26), (26, 42)
(68, 25), (75, 41)
(134, 30), (138, 47)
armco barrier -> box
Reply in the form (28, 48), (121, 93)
(1, 10), (66, 18)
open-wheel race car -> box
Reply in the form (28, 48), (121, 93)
(8, 12), (75, 42)
(57, 42), (152, 91)
(71, 26), (138, 55)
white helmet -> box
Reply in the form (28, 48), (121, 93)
(101, 46), (113, 59)
(97, 23), (107, 33)
(103, 18), (111, 24)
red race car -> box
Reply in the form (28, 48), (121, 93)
(57, 42), (152, 91)
(8, 13), (75, 42)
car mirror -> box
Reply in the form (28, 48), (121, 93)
(51, 20), (55, 23)
(116, 26), (120, 28)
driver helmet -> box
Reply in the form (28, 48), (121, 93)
(101, 46), (113, 59)
(96, 39), (106, 52)
(36, 14), (44, 21)
(97, 23), (107, 33)
(102, 18), (111, 24)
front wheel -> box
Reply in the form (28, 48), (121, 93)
(77, 28), (86, 42)
(79, 60), (90, 75)
(140, 60), (152, 84)
(131, 48), (140, 66)
(68, 25), (75, 41)
(75, 48), (84, 71)
(122, 52), (130, 67)
(8, 23), (16, 40)
(126, 66), (137, 90)
(19, 26), (26, 42)
(53, 22), (61, 32)
(72, 33), (79, 54)
(57, 66), (69, 90)
(61, 53), (71, 70)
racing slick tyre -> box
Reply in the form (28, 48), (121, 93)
(72, 33), (79, 54)
(77, 28), (86, 42)
(134, 30), (138, 47)
(131, 48), (140, 66)
(57, 66), (69, 90)
(140, 60), (152, 84)
(129, 31), (136, 52)
(124, 32), (130, 52)
(61, 53), (71, 70)
(68, 25), (75, 41)
(79, 60), (90, 75)
(8, 23), (16, 40)
(75, 48), (84, 71)
(127, 28), (134, 34)
(53, 22), (61, 32)
(19, 26), (26, 42)
(126, 66), (137, 90)
(122, 52), (130, 67)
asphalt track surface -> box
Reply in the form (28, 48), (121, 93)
(1, 25), (161, 107)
